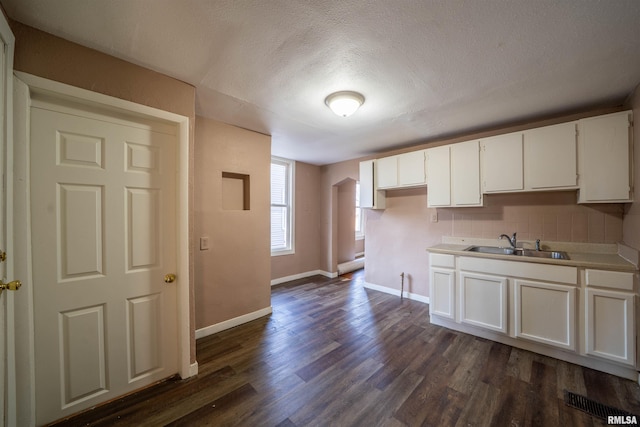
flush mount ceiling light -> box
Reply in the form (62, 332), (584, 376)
(325, 91), (365, 117)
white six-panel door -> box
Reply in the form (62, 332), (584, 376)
(30, 106), (178, 424)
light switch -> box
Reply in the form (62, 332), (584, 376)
(200, 237), (210, 250)
(430, 211), (438, 223)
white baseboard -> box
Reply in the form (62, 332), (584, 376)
(271, 269), (338, 286)
(195, 306), (273, 339)
(362, 281), (430, 304)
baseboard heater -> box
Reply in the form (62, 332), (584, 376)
(337, 258), (365, 275)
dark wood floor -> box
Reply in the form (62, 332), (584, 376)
(52, 270), (640, 426)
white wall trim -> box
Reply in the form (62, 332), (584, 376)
(188, 362), (199, 378)
(195, 307), (273, 339)
(270, 270), (338, 286)
(270, 156), (295, 256)
(1, 12), (16, 426)
(362, 281), (430, 304)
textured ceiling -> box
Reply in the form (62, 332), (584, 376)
(3, 0), (640, 165)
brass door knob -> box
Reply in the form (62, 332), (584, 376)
(164, 274), (176, 283)
(0, 279), (21, 291)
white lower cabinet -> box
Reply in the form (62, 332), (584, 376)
(428, 253), (638, 379)
(430, 267), (455, 319)
(585, 288), (635, 366)
(514, 279), (576, 350)
(459, 272), (508, 333)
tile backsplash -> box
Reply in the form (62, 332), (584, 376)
(442, 191), (624, 244)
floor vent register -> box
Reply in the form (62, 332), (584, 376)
(564, 390), (635, 421)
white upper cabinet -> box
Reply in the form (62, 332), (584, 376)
(524, 122), (578, 190)
(427, 141), (482, 207)
(577, 111), (633, 203)
(426, 145), (451, 207)
(376, 155), (398, 189)
(451, 140), (482, 206)
(359, 160), (386, 209)
(375, 150), (427, 190)
(482, 123), (578, 194)
(481, 132), (524, 192)
(398, 150), (427, 186)
(366, 110), (632, 207)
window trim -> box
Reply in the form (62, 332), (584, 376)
(271, 156), (295, 256)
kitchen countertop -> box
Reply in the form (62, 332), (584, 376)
(427, 238), (638, 272)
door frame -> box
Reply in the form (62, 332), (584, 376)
(0, 11), (15, 427)
(13, 71), (195, 425)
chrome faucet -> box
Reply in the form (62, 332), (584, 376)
(498, 232), (517, 248)
(535, 239), (541, 251)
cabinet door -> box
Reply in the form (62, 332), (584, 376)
(426, 146), (451, 207)
(359, 160), (375, 208)
(459, 272), (507, 333)
(376, 155), (398, 189)
(524, 122), (577, 190)
(578, 111), (632, 203)
(430, 267), (455, 319)
(451, 141), (482, 206)
(585, 288), (635, 366)
(398, 150), (426, 187)
(514, 280), (576, 350)
(359, 160), (385, 209)
(481, 132), (523, 192)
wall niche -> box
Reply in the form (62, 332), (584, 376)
(222, 172), (250, 210)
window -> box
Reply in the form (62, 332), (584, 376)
(355, 181), (364, 239)
(271, 157), (295, 255)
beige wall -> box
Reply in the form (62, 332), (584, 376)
(365, 187), (442, 297)
(271, 161), (323, 280)
(12, 21), (195, 119)
(194, 117), (271, 329)
(10, 20), (199, 359)
(623, 84), (640, 249)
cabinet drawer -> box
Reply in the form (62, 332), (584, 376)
(585, 269), (634, 291)
(429, 253), (455, 268)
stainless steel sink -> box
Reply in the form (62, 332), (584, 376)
(465, 246), (516, 255)
(516, 249), (569, 259)
(465, 246), (569, 260)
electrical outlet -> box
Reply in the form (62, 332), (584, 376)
(200, 236), (210, 250)
(430, 211), (438, 223)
